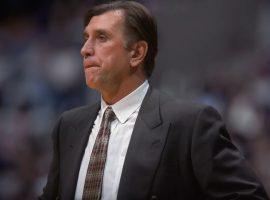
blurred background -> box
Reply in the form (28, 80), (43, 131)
(0, 0), (270, 199)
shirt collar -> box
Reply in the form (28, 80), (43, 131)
(101, 80), (149, 124)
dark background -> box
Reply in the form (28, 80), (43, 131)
(1, 0), (270, 199)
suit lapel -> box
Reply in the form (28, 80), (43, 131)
(117, 87), (171, 200)
(60, 103), (100, 199)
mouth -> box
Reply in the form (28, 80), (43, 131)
(83, 59), (100, 69)
(84, 63), (100, 69)
(84, 65), (97, 69)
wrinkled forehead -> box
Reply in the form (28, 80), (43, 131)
(87, 9), (125, 28)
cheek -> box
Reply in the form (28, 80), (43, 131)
(96, 43), (131, 77)
(105, 48), (130, 67)
(100, 43), (128, 61)
(103, 56), (129, 79)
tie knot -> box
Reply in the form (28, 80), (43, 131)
(104, 106), (116, 122)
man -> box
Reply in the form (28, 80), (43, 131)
(40, 1), (269, 199)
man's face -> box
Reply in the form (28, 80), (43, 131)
(81, 10), (132, 93)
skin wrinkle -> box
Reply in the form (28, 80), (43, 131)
(82, 10), (129, 93)
(81, 10), (147, 105)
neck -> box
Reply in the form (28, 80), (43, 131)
(101, 75), (147, 105)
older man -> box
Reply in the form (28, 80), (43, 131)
(40, 1), (268, 200)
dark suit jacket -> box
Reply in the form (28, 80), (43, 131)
(40, 87), (269, 200)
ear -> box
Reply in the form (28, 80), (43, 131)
(129, 41), (148, 68)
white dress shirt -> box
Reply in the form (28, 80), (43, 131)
(74, 80), (149, 200)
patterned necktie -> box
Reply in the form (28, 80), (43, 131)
(82, 106), (116, 200)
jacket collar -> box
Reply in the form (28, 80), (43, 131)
(117, 86), (170, 199)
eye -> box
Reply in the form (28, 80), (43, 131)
(97, 34), (107, 42)
(83, 35), (88, 42)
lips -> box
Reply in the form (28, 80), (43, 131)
(83, 60), (99, 69)
(84, 65), (99, 69)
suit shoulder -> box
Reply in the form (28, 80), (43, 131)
(157, 89), (220, 121)
(60, 102), (99, 120)
(158, 90), (203, 113)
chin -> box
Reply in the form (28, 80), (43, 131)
(86, 83), (97, 90)
(85, 79), (96, 89)
(86, 78), (103, 92)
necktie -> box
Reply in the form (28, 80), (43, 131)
(82, 106), (116, 200)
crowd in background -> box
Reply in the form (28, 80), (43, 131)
(0, 0), (270, 199)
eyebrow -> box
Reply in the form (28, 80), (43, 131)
(83, 29), (112, 38)
(97, 29), (107, 34)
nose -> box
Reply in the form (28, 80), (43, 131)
(81, 39), (94, 58)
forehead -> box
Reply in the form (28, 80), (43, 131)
(84, 10), (125, 33)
